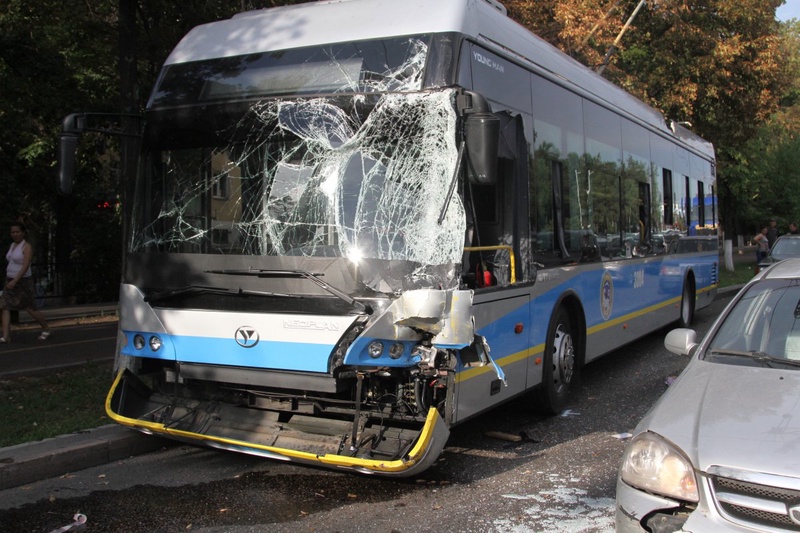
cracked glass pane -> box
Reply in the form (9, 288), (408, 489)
(133, 36), (465, 293)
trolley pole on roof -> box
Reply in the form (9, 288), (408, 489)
(596, 0), (647, 75)
(581, 0), (624, 47)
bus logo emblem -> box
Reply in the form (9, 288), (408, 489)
(235, 326), (259, 348)
(601, 271), (614, 321)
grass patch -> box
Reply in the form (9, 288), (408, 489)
(718, 257), (756, 288)
(0, 362), (113, 448)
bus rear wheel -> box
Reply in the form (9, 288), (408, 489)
(533, 307), (576, 415)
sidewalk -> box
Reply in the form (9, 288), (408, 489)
(0, 425), (173, 491)
(13, 301), (119, 325)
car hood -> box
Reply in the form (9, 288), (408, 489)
(640, 358), (800, 475)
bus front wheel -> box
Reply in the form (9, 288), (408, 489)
(678, 277), (696, 328)
(533, 307), (576, 415)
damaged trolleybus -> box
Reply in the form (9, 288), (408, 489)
(58, 0), (718, 476)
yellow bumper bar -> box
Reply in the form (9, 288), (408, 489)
(105, 370), (449, 477)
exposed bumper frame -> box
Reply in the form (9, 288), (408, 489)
(105, 370), (450, 477)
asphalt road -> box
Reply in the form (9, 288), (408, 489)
(0, 318), (117, 378)
(0, 293), (732, 533)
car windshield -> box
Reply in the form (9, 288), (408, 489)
(706, 279), (800, 365)
(770, 238), (800, 257)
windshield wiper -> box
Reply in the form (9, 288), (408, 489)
(205, 268), (372, 314)
(144, 284), (300, 304)
(708, 349), (800, 368)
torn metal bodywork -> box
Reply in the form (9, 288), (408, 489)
(108, 284), (486, 476)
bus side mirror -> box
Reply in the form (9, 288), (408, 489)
(465, 112), (499, 185)
(58, 113), (86, 195)
(56, 112), (143, 196)
(58, 133), (78, 195)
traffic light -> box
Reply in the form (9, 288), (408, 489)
(95, 198), (119, 210)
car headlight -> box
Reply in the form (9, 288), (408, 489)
(620, 432), (699, 502)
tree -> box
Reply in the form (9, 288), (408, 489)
(0, 1), (311, 301)
(725, 19), (800, 231)
(0, 1), (119, 266)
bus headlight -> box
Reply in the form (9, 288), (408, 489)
(388, 342), (404, 359)
(620, 432), (699, 502)
(149, 335), (163, 352)
(368, 341), (384, 358)
(133, 334), (146, 350)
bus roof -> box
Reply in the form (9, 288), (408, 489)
(164, 0), (714, 162)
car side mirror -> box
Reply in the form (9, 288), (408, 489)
(664, 328), (697, 356)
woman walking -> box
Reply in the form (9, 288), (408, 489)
(1, 222), (50, 342)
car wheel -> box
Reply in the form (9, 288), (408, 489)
(533, 307), (577, 415)
(678, 277), (695, 327)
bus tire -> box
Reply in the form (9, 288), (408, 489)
(678, 276), (696, 328)
(533, 306), (576, 415)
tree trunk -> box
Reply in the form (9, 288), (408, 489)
(118, 0), (138, 280)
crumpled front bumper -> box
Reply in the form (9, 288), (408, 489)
(105, 370), (450, 477)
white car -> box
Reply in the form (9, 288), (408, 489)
(616, 258), (800, 532)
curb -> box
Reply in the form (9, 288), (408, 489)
(717, 284), (743, 298)
(16, 303), (118, 326)
(0, 425), (173, 491)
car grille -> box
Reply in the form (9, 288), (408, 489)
(711, 475), (800, 531)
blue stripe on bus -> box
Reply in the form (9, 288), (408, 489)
(120, 255), (716, 377)
(466, 255), (717, 371)
(121, 332), (334, 372)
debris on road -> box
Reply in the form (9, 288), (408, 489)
(49, 513), (86, 532)
(485, 431), (523, 442)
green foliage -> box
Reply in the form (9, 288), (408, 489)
(723, 20), (800, 229)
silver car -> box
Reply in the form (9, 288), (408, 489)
(616, 258), (800, 532)
(757, 234), (800, 274)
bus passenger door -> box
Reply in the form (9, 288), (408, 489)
(455, 110), (533, 423)
(463, 111), (529, 287)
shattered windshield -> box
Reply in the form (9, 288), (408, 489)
(131, 91), (465, 292)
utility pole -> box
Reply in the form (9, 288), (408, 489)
(596, 0), (647, 75)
